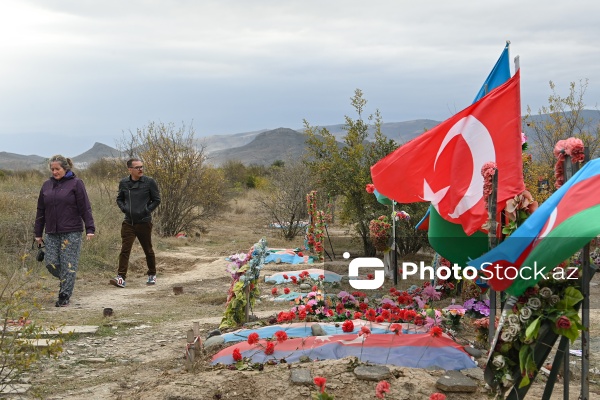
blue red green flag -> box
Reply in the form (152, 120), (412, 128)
(469, 158), (600, 296)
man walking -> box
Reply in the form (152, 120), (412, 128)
(110, 158), (161, 288)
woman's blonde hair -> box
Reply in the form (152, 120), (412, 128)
(48, 155), (74, 171)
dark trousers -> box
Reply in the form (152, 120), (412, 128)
(118, 221), (156, 279)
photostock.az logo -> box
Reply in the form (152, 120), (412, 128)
(348, 257), (385, 290)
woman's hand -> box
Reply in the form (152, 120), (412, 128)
(35, 237), (43, 245)
(86, 233), (95, 241)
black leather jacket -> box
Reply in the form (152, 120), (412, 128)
(116, 175), (161, 224)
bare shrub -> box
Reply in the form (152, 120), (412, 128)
(119, 121), (228, 236)
(254, 159), (312, 240)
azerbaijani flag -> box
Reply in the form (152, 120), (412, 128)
(212, 332), (476, 370)
(470, 158), (600, 296)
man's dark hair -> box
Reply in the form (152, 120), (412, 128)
(126, 158), (142, 168)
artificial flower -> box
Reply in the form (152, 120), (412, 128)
(375, 380), (390, 398)
(314, 376), (327, 393)
(556, 315), (572, 330)
(429, 326), (443, 337)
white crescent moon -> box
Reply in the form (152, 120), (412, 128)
(431, 116), (496, 218)
(538, 208), (558, 239)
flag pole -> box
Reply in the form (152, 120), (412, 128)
(392, 201), (398, 286)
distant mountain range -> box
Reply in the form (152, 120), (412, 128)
(2, 111), (598, 170)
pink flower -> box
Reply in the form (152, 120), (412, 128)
(556, 316), (572, 330)
(359, 326), (371, 336)
(375, 380), (390, 398)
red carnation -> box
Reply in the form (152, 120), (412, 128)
(390, 323), (402, 335)
(366, 183), (375, 194)
(376, 380), (391, 399)
(429, 393), (446, 400)
(430, 326), (443, 337)
(271, 287), (278, 295)
(342, 319), (354, 333)
(284, 287), (290, 294)
(232, 348), (242, 362)
(274, 330), (288, 342)
(247, 332), (259, 345)
(265, 341), (275, 355)
(314, 376), (327, 393)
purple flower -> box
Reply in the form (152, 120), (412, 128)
(474, 301), (490, 317)
(423, 285), (442, 301)
(463, 298), (476, 310)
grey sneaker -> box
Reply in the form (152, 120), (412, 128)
(110, 275), (126, 288)
(146, 275), (156, 285)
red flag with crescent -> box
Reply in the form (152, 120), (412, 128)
(371, 70), (524, 235)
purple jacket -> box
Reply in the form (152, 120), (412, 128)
(34, 172), (95, 237)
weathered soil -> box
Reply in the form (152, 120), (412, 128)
(13, 206), (600, 400)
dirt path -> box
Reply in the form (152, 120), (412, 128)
(18, 245), (600, 400)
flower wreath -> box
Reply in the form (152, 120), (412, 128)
(553, 137), (585, 189)
(220, 238), (268, 330)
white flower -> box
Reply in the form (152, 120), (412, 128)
(507, 314), (520, 326)
(502, 373), (515, 387)
(539, 287), (553, 299)
(549, 295), (560, 305)
(492, 355), (506, 369)
(501, 330), (515, 342)
(506, 325), (520, 337)
(519, 307), (533, 322)
(527, 297), (542, 310)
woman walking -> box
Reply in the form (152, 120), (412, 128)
(34, 155), (95, 307)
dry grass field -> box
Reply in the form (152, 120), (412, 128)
(2, 177), (600, 399)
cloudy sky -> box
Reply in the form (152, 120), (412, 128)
(1, 1), (599, 156)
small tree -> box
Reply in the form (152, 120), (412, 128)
(120, 121), (227, 236)
(524, 79), (600, 194)
(304, 89), (397, 256)
(255, 159), (312, 240)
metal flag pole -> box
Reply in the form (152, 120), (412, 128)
(392, 201), (398, 286)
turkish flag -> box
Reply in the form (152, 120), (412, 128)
(371, 70), (524, 235)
